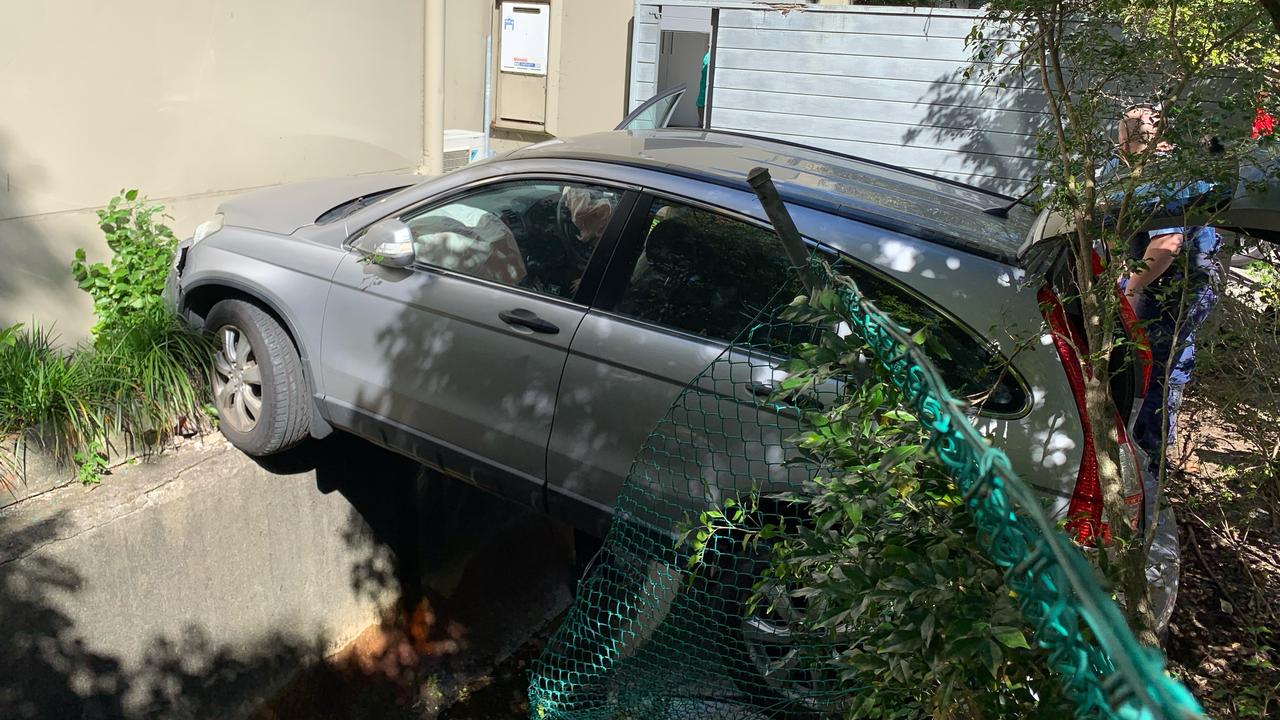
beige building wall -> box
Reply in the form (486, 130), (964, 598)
(0, 0), (427, 340)
(1, 0), (635, 341)
(554, 0), (635, 136)
(445, 0), (491, 133)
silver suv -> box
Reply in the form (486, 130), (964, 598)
(170, 94), (1279, 626)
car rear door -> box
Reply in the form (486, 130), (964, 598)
(547, 189), (1038, 535)
(320, 178), (635, 507)
(545, 191), (813, 534)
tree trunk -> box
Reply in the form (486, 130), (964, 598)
(1260, 0), (1280, 35)
(1075, 260), (1159, 646)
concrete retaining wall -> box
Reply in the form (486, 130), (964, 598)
(0, 432), (575, 719)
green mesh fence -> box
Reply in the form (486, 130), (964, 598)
(527, 261), (1205, 720)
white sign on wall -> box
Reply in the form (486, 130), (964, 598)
(500, 2), (550, 76)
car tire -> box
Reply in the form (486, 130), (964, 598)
(205, 299), (310, 456)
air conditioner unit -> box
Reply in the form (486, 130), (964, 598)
(443, 129), (485, 172)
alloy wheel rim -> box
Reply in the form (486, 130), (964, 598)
(212, 324), (263, 434)
(740, 579), (838, 708)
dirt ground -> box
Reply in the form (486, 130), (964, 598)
(1165, 399), (1280, 718)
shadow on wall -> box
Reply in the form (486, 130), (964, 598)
(900, 68), (1048, 198)
(0, 432), (574, 720)
(0, 130), (77, 332)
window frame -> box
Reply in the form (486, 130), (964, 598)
(350, 174), (640, 308)
(593, 189), (1034, 419)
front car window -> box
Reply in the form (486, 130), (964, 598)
(611, 197), (1028, 414)
(404, 181), (621, 301)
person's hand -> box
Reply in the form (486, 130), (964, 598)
(1119, 275), (1138, 301)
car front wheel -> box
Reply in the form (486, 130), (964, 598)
(205, 299), (310, 455)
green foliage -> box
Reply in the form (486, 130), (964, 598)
(1197, 249), (1280, 487)
(94, 306), (214, 440)
(0, 312), (211, 482)
(0, 323), (112, 462)
(74, 440), (108, 485)
(700, 296), (1070, 719)
(71, 189), (178, 337)
(1234, 626), (1279, 717)
(0, 190), (211, 485)
(968, 0), (1280, 640)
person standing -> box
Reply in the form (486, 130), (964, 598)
(697, 50), (709, 127)
(1112, 106), (1222, 474)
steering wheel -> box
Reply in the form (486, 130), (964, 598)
(555, 188), (596, 271)
(555, 188), (578, 247)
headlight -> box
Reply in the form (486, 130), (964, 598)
(191, 213), (225, 246)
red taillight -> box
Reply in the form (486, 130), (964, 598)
(1090, 250), (1152, 396)
(1038, 285), (1144, 543)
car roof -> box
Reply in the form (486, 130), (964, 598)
(509, 129), (1038, 264)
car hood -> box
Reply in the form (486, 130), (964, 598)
(218, 173), (420, 235)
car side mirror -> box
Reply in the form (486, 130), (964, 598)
(351, 218), (416, 269)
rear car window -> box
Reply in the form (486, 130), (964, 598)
(611, 198), (1029, 415)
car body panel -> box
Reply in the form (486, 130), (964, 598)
(176, 229), (347, 399)
(319, 253), (587, 495)
(220, 173), (419, 236)
(543, 178), (1080, 527)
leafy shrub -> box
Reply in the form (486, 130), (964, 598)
(0, 190), (210, 486)
(93, 306), (212, 440)
(0, 323), (111, 464)
(1196, 249), (1280, 507)
(700, 293), (1069, 718)
(71, 189), (178, 337)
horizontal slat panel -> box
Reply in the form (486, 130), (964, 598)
(715, 47), (1036, 89)
(635, 42), (657, 64)
(630, 82), (656, 109)
(636, 19), (659, 44)
(633, 62), (656, 84)
(713, 68), (1046, 113)
(719, 8), (982, 39)
(711, 107), (1037, 159)
(718, 26), (970, 60)
(712, 88), (1045, 138)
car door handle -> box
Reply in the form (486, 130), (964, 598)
(499, 308), (560, 334)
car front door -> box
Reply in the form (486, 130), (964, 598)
(617, 86), (687, 131)
(321, 178), (632, 507)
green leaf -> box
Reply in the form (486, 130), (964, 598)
(920, 613), (936, 646)
(842, 501), (863, 527)
(994, 629), (1030, 650)
(124, 189), (138, 201)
